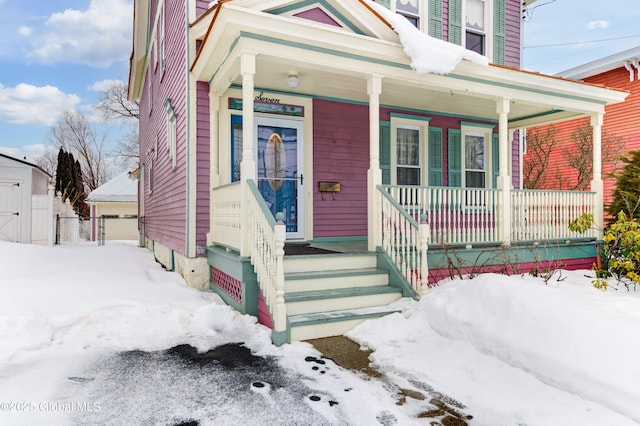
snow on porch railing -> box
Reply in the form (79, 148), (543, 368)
(384, 185), (501, 245)
(246, 180), (287, 333)
(211, 182), (242, 250)
(511, 189), (597, 242)
(378, 185), (430, 296)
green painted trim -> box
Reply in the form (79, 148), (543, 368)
(271, 329), (289, 346)
(289, 309), (401, 327)
(310, 236), (368, 242)
(493, 0), (506, 65)
(376, 249), (419, 299)
(461, 120), (495, 129)
(390, 112), (432, 122)
(211, 33), (608, 110)
(171, 249), (175, 271)
(426, 241), (597, 270)
(269, 0), (365, 35)
(448, 0), (462, 45)
(428, 0), (443, 39)
(209, 283), (244, 312)
(207, 245), (259, 316)
(509, 109), (567, 125)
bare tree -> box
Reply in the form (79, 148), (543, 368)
(94, 79), (140, 167)
(523, 125), (557, 189)
(95, 79), (139, 120)
(48, 110), (109, 191)
(564, 124), (623, 191)
(35, 149), (58, 178)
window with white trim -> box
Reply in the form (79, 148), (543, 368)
(465, 0), (486, 55)
(394, 0), (422, 29)
(147, 68), (153, 115)
(391, 115), (430, 186)
(147, 159), (153, 194)
(461, 123), (494, 188)
(159, 1), (165, 74)
(165, 99), (177, 168)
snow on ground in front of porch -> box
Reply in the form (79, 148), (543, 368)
(368, 1), (489, 74)
(0, 241), (639, 425)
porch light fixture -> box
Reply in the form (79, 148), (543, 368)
(286, 73), (300, 88)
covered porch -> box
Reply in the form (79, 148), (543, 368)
(190, 2), (627, 342)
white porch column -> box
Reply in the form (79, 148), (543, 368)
(496, 98), (512, 246)
(367, 75), (382, 252)
(240, 53), (256, 256)
(591, 113), (604, 239)
(206, 88), (221, 246)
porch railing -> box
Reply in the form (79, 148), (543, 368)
(511, 189), (597, 242)
(384, 185), (501, 245)
(210, 182), (242, 249)
(378, 185), (429, 295)
(246, 180), (287, 333)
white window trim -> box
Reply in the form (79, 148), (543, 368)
(461, 123), (494, 188)
(392, 0), (427, 32)
(159, 0), (165, 75)
(390, 115), (430, 186)
(462, 0), (493, 61)
(147, 159), (153, 195)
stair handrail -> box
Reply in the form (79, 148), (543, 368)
(246, 179), (287, 332)
(377, 185), (430, 296)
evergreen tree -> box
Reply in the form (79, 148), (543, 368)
(54, 148), (89, 217)
(607, 150), (640, 220)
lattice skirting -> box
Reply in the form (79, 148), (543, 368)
(211, 267), (242, 303)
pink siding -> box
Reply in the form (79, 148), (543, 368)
(195, 0), (209, 18)
(428, 257), (596, 284)
(195, 81), (210, 252)
(313, 99), (370, 238)
(505, 0), (522, 68)
(294, 7), (341, 27)
(258, 291), (274, 329)
(139, 0), (189, 255)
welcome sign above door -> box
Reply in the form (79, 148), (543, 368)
(229, 93), (305, 117)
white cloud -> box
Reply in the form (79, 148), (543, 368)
(0, 83), (81, 126)
(28, 0), (133, 67)
(89, 79), (125, 92)
(18, 26), (33, 37)
(587, 20), (610, 30)
(0, 144), (50, 162)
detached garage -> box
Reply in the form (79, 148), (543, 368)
(0, 153), (51, 244)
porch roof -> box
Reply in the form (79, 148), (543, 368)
(191, 1), (628, 128)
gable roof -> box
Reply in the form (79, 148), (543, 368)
(0, 153), (51, 178)
(86, 171), (138, 203)
(559, 46), (640, 81)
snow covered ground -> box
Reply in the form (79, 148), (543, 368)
(0, 240), (638, 425)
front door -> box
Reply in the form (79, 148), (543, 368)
(255, 116), (304, 239)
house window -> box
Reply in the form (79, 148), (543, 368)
(396, 126), (421, 185)
(147, 68), (153, 115)
(147, 160), (153, 194)
(465, 0), (485, 55)
(159, 1), (165, 74)
(231, 115), (243, 182)
(395, 0), (421, 28)
(464, 134), (485, 188)
(165, 99), (177, 169)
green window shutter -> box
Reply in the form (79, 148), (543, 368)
(448, 0), (462, 45)
(492, 133), (500, 188)
(380, 121), (391, 185)
(375, 0), (391, 9)
(428, 0), (443, 39)
(448, 129), (462, 187)
(493, 0), (506, 65)
(428, 127), (443, 186)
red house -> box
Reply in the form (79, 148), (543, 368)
(129, 0), (627, 344)
(524, 46), (640, 210)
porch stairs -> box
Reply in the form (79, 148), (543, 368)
(283, 252), (405, 341)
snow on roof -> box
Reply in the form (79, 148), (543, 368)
(368, 1), (489, 74)
(86, 171), (138, 203)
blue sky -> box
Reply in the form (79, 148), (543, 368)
(0, 0), (132, 163)
(0, 0), (639, 163)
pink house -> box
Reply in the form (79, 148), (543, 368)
(129, 0), (627, 344)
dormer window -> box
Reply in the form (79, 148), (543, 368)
(466, 0), (486, 55)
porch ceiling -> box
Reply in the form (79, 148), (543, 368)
(192, 3), (628, 129)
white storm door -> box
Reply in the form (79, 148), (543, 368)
(0, 182), (21, 242)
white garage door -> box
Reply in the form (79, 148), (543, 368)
(0, 182), (20, 242)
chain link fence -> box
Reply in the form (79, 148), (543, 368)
(55, 215), (139, 246)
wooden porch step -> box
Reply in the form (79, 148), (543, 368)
(288, 302), (407, 341)
(284, 285), (402, 316)
(283, 253), (377, 274)
(284, 267), (389, 292)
